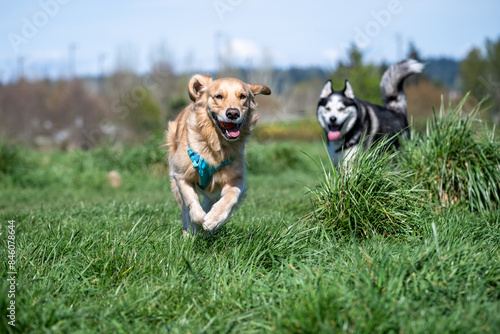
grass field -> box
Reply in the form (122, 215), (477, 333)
(1, 105), (500, 333)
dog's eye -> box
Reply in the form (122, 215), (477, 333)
(214, 94), (223, 100)
(239, 94), (247, 100)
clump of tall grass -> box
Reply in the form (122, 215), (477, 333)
(306, 137), (426, 238)
(404, 96), (500, 212)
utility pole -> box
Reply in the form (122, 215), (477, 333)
(395, 33), (403, 61)
(98, 53), (106, 78)
(98, 53), (107, 92)
(68, 43), (77, 79)
(215, 31), (222, 74)
(17, 56), (25, 81)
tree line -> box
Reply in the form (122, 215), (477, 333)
(0, 38), (498, 149)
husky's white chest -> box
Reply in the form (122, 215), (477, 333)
(327, 140), (359, 167)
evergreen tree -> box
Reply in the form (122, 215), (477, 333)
(460, 37), (500, 115)
(333, 45), (382, 104)
(460, 47), (487, 97)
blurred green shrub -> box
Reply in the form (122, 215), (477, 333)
(246, 142), (314, 175)
(253, 119), (323, 142)
(0, 140), (22, 175)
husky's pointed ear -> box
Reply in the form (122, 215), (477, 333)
(343, 80), (355, 99)
(247, 83), (271, 96)
(188, 74), (212, 102)
(320, 80), (333, 98)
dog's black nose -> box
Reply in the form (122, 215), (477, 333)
(329, 116), (337, 124)
(226, 108), (240, 120)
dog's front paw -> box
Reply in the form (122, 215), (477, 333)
(189, 206), (206, 224)
(203, 207), (230, 231)
(203, 212), (222, 231)
(203, 221), (220, 231)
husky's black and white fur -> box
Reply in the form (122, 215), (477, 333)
(317, 59), (424, 166)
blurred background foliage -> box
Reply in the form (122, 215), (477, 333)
(0, 38), (499, 150)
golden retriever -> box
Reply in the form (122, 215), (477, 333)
(166, 74), (271, 235)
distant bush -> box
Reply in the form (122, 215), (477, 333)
(118, 137), (166, 172)
(246, 142), (315, 175)
(253, 119), (323, 142)
(404, 96), (500, 212)
(167, 95), (189, 119)
(0, 141), (62, 188)
(0, 136), (167, 189)
(406, 80), (458, 131)
(75, 136), (166, 173)
(305, 138), (426, 238)
(0, 140), (22, 175)
(125, 90), (163, 136)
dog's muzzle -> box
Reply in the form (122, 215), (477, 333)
(212, 112), (243, 140)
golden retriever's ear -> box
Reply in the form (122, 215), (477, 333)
(188, 74), (212, 102)
(247, 83), (271, 96)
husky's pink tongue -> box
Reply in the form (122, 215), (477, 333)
(328, 131), (341, 141)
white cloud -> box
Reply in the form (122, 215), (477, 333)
(222, 38), (262, 62)
(30, 49), (66, 63)
(322, 48), (341, 64)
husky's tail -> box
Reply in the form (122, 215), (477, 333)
(380, 59), (424, 115)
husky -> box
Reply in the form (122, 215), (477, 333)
(317, 59), (424, 166)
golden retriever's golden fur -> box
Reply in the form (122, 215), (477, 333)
(166, 74), (271, 235)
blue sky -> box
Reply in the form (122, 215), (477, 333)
(1, 0), (499, 80)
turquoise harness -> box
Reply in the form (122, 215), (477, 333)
(187, 146), (234, 190)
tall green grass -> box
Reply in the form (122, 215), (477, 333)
(405, 96), (500, 212)
(1, 101), (499, 333)
(307, 96), (499, 239)
(305, 138), (427, 238)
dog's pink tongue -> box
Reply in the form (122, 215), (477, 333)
(328, 131), (341, 141)
(227, 128), (240, 138)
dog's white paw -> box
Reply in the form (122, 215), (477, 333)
(203, 207), (232, 231)
(203, 213), (223, 231)
(202, 217), (220, 231)
(189, 207), (206, 224)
